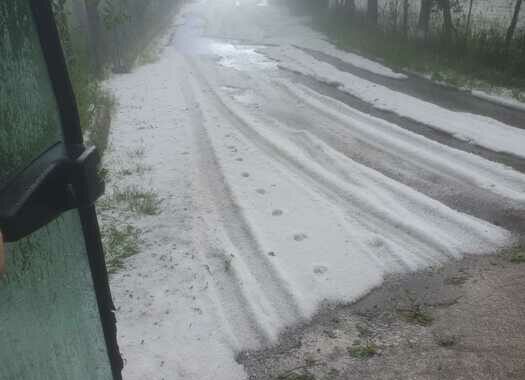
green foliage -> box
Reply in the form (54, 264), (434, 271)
(102, 223), (141, 272)
(98, 0), (179, 72)
(277, 371), (317, 380)
(52, 0), (114, 159)
(301, 3), (525, 93)
(277, 374), (316, 380)
(52, 0), (73, 65)
(101, 0), (130, 30)
(510, 251), (525, 263)
(113, 186), (163, 216)
(398, 304), (434, 326)
(50, 0), (178, 275)
(1, 1), (62, 183)
(86, 88), (115, 156)
(52, 0), (180, 154)
(348, 341), (379, 358)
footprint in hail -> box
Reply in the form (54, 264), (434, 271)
(293, 233), (307, 242)
(313, 265), (328, 275)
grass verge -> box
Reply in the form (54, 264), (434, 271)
(306, 11), (525, 99)
(113, 186), (163, 216)
(102, 223), (141, 273)
(510, 251), (525, 263)
(398, 304), (433, 326)
(348, 340), (379, 359)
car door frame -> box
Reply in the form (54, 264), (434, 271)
(29, 1), (123, 378)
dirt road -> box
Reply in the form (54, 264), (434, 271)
(103, 1), (525, 378)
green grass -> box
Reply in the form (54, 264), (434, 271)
(398, 305), (434, 326)
(63, 38), (115, 159)
(102, 223), (141, 273)
(277, 372), (316, 380)
(348, 341), (379, 359)
(137, 43), (161, 66)
(87, 88), (115, 157)
(435, 333), (459, 348)
(510, 251), (525, 264)
(118, 163), (152, 177)
(356, 322), (372, 338)
(97, 183), (160, 273)
(128, 147), (146, 159)
(113, 186), (163, 215)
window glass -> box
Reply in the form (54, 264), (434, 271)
(0, 1), (113, 378)
(0, 211), (113, 380)
(0, 0), (62, 186)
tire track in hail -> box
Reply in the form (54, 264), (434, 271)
(279, 68), (525, 174)
(180, 58), (304, 346)
(178, 67), (277, 350)
(269, 81), (525, 234)
(275, 80), (525, 201)
(188, 58), (512, 275)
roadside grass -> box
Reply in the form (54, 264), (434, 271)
(118, 169), (134, 177)
(224, 254), (236, 272)
(510, 251), (525, 264)
(356, 322), (372, 338)
(434, 333), (459, 348)
(278, 374), (316, 380)
(398, 304), (434, 326)
(277, 358), (321, 380)
(137, 43), (161, 66)
(277, 373), (316, 380)
(348, 340), (379, 359)
(128, 146), (146, 159)
(87, 88), (116, 157)
(308, 12), (525, 100)
(65, 47), (116, 159)
(118, 163), (152, 177)
(113, 185), (163, 216)
(54, 2), (179, 276)
(103, 223), (141, 273)
(97, 185), (160, 270)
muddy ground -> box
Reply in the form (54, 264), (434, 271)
(239, 249), (525, 380)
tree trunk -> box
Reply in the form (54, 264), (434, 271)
(417, 0), (433, 41)
(465, 0), (474, 43)
(84, 0), (102, 74)
(439, 0), (453, 43)
(367, 0), (378, 25)
(345, 0), (356, 16)
(506, 0), (523, 48)
(403, 0), (410, 39)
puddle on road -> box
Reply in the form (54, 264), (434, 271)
(210, 42), (277, 71)
(172, 13), (277, 72)
(220, 86), (259, 106)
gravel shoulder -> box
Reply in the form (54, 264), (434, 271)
(240, 250), (525, 380)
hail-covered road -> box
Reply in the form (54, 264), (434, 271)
(104, 0), (525, 378)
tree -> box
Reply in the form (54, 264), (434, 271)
(417, 0), (433, 41)
(438, 0), (454, 43)
(464, 0), (474, 43)
(52, 0), (73, 64)
(344, 0), (356, 16)
(402, 0), (410, 39)
(84, 0), (103, 74)
(506, 0), (523, 48)
(367, 0), (378, 25)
